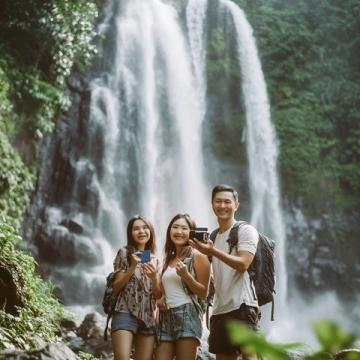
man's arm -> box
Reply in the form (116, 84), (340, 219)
(189, 239), (254, 273)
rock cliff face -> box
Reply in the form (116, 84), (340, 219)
(0, 259), (26, 315)
(23, 73), (104, 305)
(284, 204), (360, 302)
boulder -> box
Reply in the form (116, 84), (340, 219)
(1, 343), (79, 360)
(0, 260), (26, 315)
(70, 312), (112, 358)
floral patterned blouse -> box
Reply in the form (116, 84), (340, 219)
(113, 247), (159, 328)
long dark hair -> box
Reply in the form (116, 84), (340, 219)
(162, 213), (196, 275)
(126, 215), (156, 264)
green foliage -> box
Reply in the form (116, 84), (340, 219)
(0, 132), (35, 231)
(228, 321), (301, 360)
(9, 64), (71, 135)
(0, 222), (70, 350)
(307, 321), (359, 360)
(228, 320), (360, 360)
(0, 0), (98, 175)
(39, 1), (98, 86)
(79, 352), (104, 360)
(0, 66), (13, 128)
(0, 0), (98, 86)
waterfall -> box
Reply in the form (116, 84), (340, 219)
(86, 0), (213, 263)
(220, 0), (288, 328)
(186, 0), (208, 122)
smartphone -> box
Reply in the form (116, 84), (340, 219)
(140, 250), (151, 263)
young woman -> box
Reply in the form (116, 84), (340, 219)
(111, 215), (162, 360)
(155, 214), (211, 360)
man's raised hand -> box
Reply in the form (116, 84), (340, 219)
(189, 238), (215, 256)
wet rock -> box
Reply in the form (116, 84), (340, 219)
(59, 219), (83, 234)
(71, 312), (112, 358)
(77, 312), (105, 340)
(0, 260), (26, 315)
(285, 205), (360, 300)
(197, 347), (215, 360)
(1, 343), (80, 360)
(60, 318), (78, 332)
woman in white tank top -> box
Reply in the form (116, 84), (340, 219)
(154, 214), (211, 360)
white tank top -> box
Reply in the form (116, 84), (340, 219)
(162, 266), (192, 308)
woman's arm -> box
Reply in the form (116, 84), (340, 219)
(176, 252), (210, 299)
(112, 253), (139, 293)
(143, 261), (163, 299)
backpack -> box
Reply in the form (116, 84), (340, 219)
(102, 271), (119, 340)
(210, 221), (276, 320)
(181, 253), (215, 328)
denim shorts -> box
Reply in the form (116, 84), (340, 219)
(158, 302), (202, 344)
(208, 303), (260, 355)
(111, 311), (155, 336)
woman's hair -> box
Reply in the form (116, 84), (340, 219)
(162, 213), (196, 275)
(125, 215), (156, 263)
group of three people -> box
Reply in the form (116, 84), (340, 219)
(110, 184), (260, 360)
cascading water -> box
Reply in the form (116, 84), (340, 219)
(220, 0), (288, 331)
(186, 0), (208, 122)
(93, 0), (213, 248)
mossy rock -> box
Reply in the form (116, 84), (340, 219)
(0, 258), (27, 315)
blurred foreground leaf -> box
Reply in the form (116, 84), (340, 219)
(228, 321), (301, 360)
(305, 320), (360, 360)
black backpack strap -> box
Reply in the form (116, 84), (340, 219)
(103, 313), (111, 341)
(270, 298), (275, 321)
(208, 228), (219, 263)
(103, 301), (117, 341)
(209, 229), (219, 242)
(227, 221), (247, 254)
(206, 304), (209, 329)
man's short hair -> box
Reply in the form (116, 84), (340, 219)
(211, 184), (239, 203)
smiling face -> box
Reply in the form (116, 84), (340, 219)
(131, 219), (151, 250)
(212, 190), (239, 222)
(170, 218), (190, 247)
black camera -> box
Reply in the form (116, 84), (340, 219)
(189, 227), (209, 243)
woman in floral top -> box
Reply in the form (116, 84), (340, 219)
(111, 215), (162, 360)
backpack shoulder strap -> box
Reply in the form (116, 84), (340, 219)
(209, 228), (219, 243)
(227, 220), (247, 254)
(181, 251), (204, 315)
(208, 228), (219, 263)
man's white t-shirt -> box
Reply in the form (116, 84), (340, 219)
(212, 222), (259, 316)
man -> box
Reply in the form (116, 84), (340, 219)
(190, 184), (259, 360)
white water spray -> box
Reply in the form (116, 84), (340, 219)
(186, 0), (208, 122)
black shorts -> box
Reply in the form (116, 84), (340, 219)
(208, 304), (260, 355)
